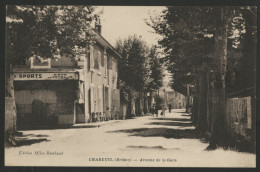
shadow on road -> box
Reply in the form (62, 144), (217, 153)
(169, 111), (188, 114)
(15, 138), (49, 147)
(181, 114), (191, 117)
(22, 134), (49, 137)
(151, 118), (191, 122)
(147, 121), (193, 127)
(5, 133), (50, 147)
(127, 145), (167, 150)
(108, 127), (201, 139)
(108, 114), (209, 143)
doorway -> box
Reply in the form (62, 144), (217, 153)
(32, 99), (46, 126)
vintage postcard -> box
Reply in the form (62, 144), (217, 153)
(4, 5), (256, 167)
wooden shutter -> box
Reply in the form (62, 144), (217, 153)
(98, 51), (101, 73)
(89, 45), (94, 71)
(96, 86), (99, 112)
(90, 87), (94, 112)
(99, 86), (102, 113)
(104, 53), (107, 78)
(94, 86), (97, 112)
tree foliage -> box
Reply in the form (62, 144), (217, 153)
(115, 35), (164, 103)
(146, 7), (249, 93)
(148, 46), (164, 91)
(116, 35), (151, 91)
(147, 6), (257, 148)
(6, 5), (98, 67)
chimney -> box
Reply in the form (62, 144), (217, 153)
(95, 17), (101, 34)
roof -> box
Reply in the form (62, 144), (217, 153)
(90, 29), (122, 59)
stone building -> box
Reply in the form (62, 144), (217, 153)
(10, 29), (121, 129)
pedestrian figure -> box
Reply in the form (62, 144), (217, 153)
(152, 103), (156, 117)
(168, 103), (172, 113)
(161, 105), (166, 117)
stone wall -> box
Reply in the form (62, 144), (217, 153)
(226, 96), (252, 140)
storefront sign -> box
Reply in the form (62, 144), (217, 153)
(13, 72), (79, 80)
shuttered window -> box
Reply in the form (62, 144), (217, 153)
(99, 86), (102, 112)
(98, 51), (101, 74)
(90, 86), (95, 112)
(89, 45), (94, 71)
(96, 86), (99, 112)
(104, 53), (107, 78)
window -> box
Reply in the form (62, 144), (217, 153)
(95, 86), (98, 112)
(104, 52), (107, 78)
(90, 86), (95, 112)
(101, 51), (104, 67)
(98, 86), (102, 112)
(98, 51), (101, 74)
(89, 45), (94, 71)
(94, 50), (98, 69)
(108, 55), (113, 70)
(87, 51), (90, 70)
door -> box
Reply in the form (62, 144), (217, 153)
(103, 87), (109, 117)
(32, 99), (46, 126)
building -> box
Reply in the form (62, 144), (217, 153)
(11, 29), (121, 129)
(157, 87), (188, 110)
(166, 90), (187, 109)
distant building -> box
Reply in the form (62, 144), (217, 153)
(158, 87), (187, 109)
(11, 28), (121, 129)
(166, 90), (187, 109)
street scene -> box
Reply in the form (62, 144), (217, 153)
(4, 6), (256, 167)
(5, 109), (255, 167)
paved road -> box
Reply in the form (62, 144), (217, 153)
(5, 109), (255, 167)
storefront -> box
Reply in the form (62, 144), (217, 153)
(13, 71), (80, 129)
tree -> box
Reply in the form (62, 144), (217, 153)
(148, 46), (164, 92)
(146, 46), (164, 112)
(147, 6), (251, 148)
(116, 35), (151, 116)
(147, 7), (216, 132)
(6, 5), (98, 105)
(116, 36), (165, 116)
(5, 5), (98, 134)
(6, 5), (97, 70)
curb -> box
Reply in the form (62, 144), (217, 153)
(71, 120), (120, 128)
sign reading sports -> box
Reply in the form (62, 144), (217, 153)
(13, 72), (79, 80)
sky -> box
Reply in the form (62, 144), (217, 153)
(96, 6), (166, 47)
(96, 6), (172, 90)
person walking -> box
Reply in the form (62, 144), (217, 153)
(152, 103), (156, 117)
(161, 105), (166, 117)
(168, 103), (172, 113)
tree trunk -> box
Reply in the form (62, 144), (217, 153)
(208, 7), (229, 149)
(139, 91), (144, 116)
(185, 84), (191, 113)
(149, 90), (154, 112)
(191, 74), (199, 125)
(197, 71), (208, 132)
(206, 72), (213, 132)
(143, 91), (149, 114)
(129, 89), (136, 117)
(5, 66), (17, 134)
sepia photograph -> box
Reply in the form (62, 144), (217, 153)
(4, 5), (257, 167)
